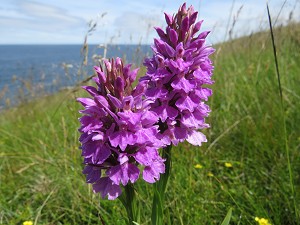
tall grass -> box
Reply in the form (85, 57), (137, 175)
(0, 22), (300, 225)
(267, 3), (298, 222)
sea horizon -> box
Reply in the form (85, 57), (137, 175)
(0, 44), (152, 108)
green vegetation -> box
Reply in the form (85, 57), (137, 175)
(1, 23), (300, 225)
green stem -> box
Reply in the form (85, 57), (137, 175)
(119, 184), (138, 225)
(151, 145), (172, 225)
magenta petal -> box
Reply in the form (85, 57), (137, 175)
(107, 94), (122, 109)
(192, 69), (214, 85)
(145, 87), (168, 99)
(192, 20), (204, 35)
(104, 60), (112, 72)
(198, 30), (211, 39)
(164, 42), (175, 58)
(127, 163), (140, 183)
(79, 116), (103, 133)
(115, 57), (122, 68)
(109, 131), (135, 151)
(154, 38), (166, 55)
(143, 159), (165, 183)
(82, 86), (98, 97)
(79, 106), (107, 117)
(152, 102), (178, 122)
(84, 142), (110, 164)
(175, 95), (198, 112)
(94, 66), (106, 83)
(91, 132), (104, 141)
(181, 16), (190, 35)
(83, 165), (101, 183)
(171, 77), (195, 93)
(77, 98), (96, 107)
(164, 12), (173, 26)
(199, 46), (215, 59)
(93, 177), (122, 200)
(94, 95), (109, 108)
(195, 103), (210, 117)
(118, 153), (129, 164)
(108, 163), (139, 186)
(79, 133), (91, 144)
(189, 12), (198, 25)
(108, 164), (128, 186)
(186, 130), (207, 146)
(109, 131), (123, 149)
(135, 127), (158, 144)
(81, 141), (97, 158)
(176, 42), (185, 58)
(134, 147), (157, 166)
(141, 111), (158, 126)
(165, 105), (178, 119)
(95, 144), (111, 164)
(115, 76), (125, 92)
(122, 96), (134, 110)
(181, 111), (199, 128)
(174, 126), (188, 140)
(169, 28), (178, 45)
(155, 53), (164, 66)
(129, 68), (139, 83)
(193, 88), (212, 101)
(168, 58), (191, 74)
(122, 64), (131, 79)
(180, 3), (187, 13)
(118, 111), (142, 129)
(154, 26), (167, 40)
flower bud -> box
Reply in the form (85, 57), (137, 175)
(169, 29), (178, 45)
(104, 60), (112, 72)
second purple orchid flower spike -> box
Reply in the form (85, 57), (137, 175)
(141, 2), (215, 147)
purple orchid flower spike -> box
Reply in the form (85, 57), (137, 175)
(140, 3), (215, 147)
(78, 58), (165, 200)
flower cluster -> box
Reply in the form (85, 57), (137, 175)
(140, 3), (214, 146)
(78, 3), (214, 201)
(78, 58), (165, 199)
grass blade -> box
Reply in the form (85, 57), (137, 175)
(220, 208), (232, 225)
(266, 3), (298, 221)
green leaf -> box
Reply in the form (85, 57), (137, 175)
(220, 208), (232, 225)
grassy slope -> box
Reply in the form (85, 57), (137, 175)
(0, 23), (299, 225)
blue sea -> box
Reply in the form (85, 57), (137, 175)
(0, 44), (151, 109)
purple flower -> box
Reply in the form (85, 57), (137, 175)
(140, 3), (214, 146)
(78, 58), (165, 200)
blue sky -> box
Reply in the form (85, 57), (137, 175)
(0, 0), (299, 44)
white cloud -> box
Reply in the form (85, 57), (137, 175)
(19, 1), (82, 25)
(0, 0), (85, 44)
(0, 0), (299, 44)
(110, 11), (162, 43)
